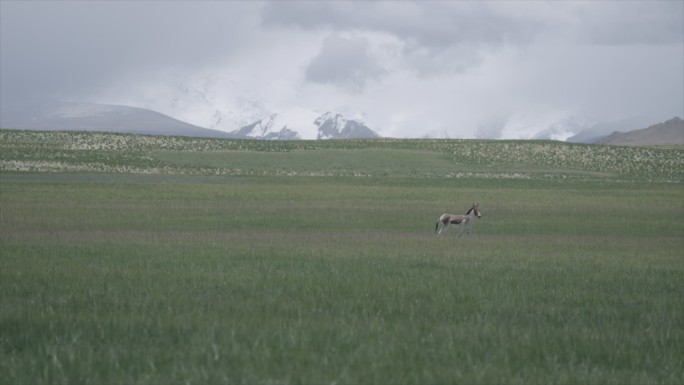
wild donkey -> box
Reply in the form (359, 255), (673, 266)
(435, 203), (481, 237)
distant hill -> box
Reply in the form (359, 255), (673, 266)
(0, 101), (238, 138)
(567, 116), (657, 144)
(594, 117), (684, 146)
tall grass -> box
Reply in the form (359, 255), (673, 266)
(2, 169), (683, 384)
(1, 131), (683, 383)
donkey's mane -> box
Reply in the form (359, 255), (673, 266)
(465, 207), (473, 215)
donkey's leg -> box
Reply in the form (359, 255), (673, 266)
(458, 225), (466, 238)
(435, 221), (444, 235)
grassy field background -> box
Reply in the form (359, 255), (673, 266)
(1, 130), (683, 384)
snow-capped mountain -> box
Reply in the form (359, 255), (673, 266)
(233, 114), (300, 140)
(234, 111), (380, 140)
(0, 98), (381, 140)
(314, 112), (379, 140)
(495, 112), (671, 143)
(531, 116), (594, 141)
(497, 112), (594, 141)
(101, 72), (383, 140)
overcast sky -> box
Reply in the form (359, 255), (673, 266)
(1, 1), (682, 138)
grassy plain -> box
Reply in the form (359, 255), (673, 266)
(1, 130), (683, 384)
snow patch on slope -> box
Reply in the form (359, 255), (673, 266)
(499, 112), (593, 141)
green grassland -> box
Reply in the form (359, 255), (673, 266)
(1, 130), (683, 384)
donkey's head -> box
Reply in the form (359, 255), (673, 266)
(472, 203), (481, 218)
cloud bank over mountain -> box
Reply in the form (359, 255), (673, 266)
(2, 1), (682, 139)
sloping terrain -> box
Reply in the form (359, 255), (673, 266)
(1, 130), (682, 182)
(0, 101), (237, 139)
(595, 117), (683, 146)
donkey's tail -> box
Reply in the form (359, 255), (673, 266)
(435, 220), (440, 233)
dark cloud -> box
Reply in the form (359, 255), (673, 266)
(262, 1), (683, 75)
(305, 34), (384, 92)
(261, 2), (513, 47)
(0, 1), (258, 101)
(262, 1), (683, 46)
(576, 1), (684, 45)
